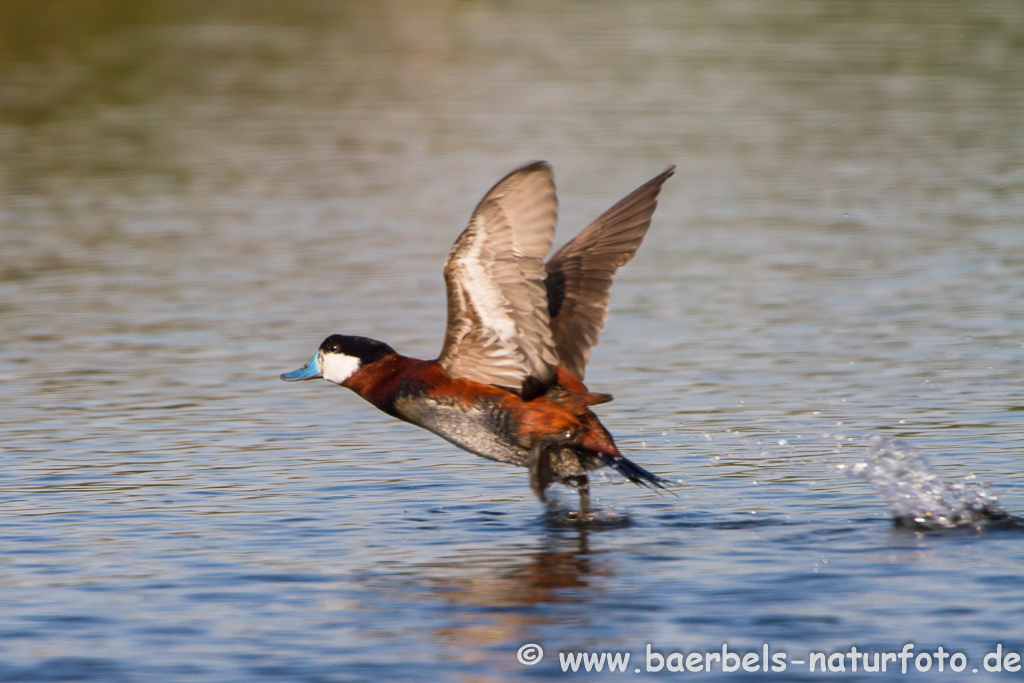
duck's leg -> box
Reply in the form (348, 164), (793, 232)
(530, 439), (592, 517)
(568, 475), (590, 518)
(528, 437), (558, 502)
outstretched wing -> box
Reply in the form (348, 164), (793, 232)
(544, 166), (675, 380)
(438, 161), (560, 392)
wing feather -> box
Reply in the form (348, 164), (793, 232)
(544, 167), (675, 380)
(438, 162), (560, 391)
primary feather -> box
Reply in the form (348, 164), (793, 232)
(545, 166), (675, 379)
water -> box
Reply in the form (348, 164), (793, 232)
(2, 1), (1024, 680)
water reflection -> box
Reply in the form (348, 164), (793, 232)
(369, 529), (607, 671)
(427, 533), (600, 606)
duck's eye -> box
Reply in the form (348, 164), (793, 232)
(328, 343), (340, 353)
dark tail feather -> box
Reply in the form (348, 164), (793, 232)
(596, 452), (673, 491)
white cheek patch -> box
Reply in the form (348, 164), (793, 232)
(320, 353), (361, 384)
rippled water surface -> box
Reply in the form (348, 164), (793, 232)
(3, 1), (1024, 680)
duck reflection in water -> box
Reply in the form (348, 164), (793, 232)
(362, 529), (606, 670)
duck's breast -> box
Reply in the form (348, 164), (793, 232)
(393, 392), (531, 466)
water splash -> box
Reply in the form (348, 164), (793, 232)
(838, 437), (1011, 530)
(541, 489), (633, 528)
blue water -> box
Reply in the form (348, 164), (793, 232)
(2, 1), (1024, 680)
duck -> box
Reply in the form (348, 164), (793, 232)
(281, 161), (675, 515)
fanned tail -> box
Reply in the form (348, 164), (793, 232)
(595, 451), (672, 491)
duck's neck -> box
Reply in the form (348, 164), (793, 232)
(342, 353), (432, 416)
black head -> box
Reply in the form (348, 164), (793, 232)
(318, 335), (395, 365)
(282, 334), (395, 384)
(315, 335), (395, 385)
